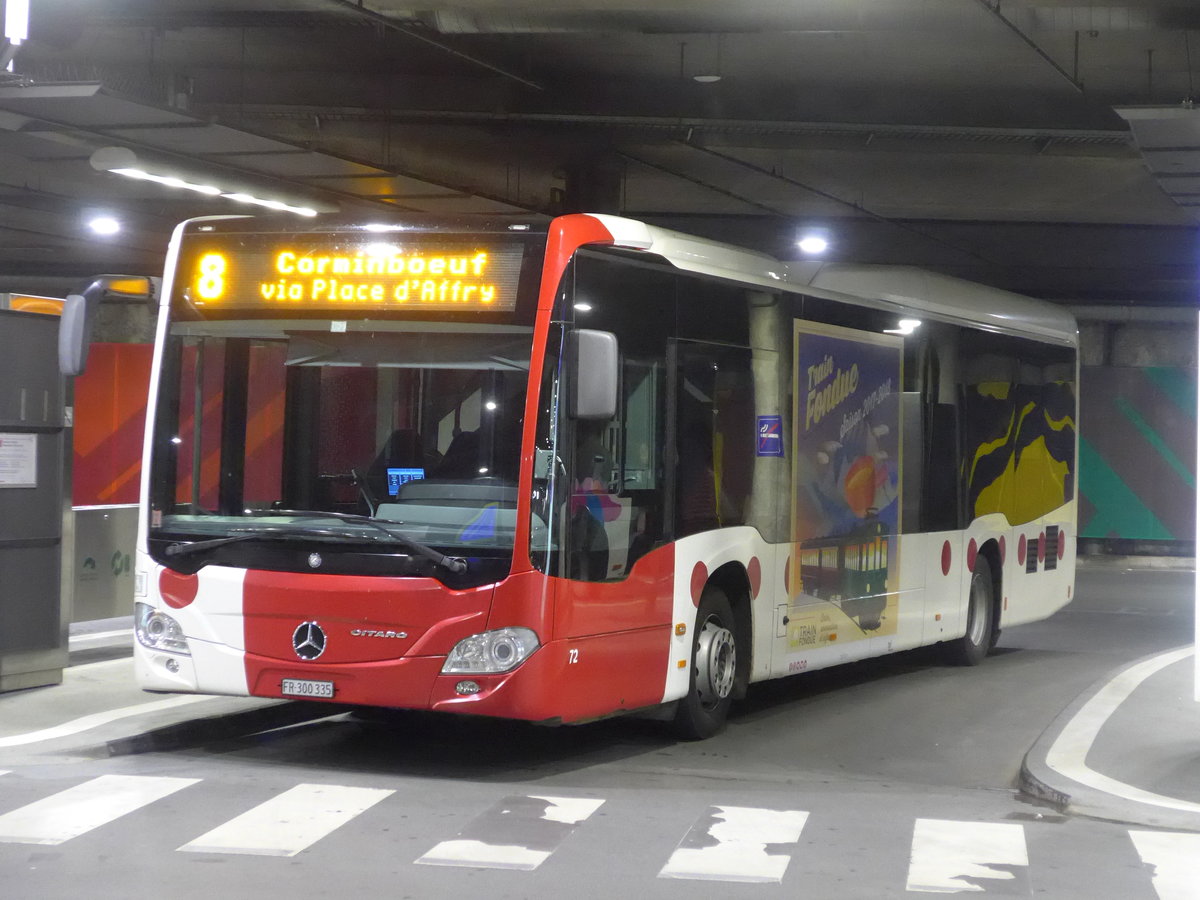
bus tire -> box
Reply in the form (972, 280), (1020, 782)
(943, 555), (995, 667)
(673, 585), (739, 740)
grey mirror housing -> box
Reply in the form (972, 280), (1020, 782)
(567, 328), (618, 420)
(57, 292), (93, 376)
(58, 275), (159, 376)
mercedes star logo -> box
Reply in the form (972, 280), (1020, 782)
(292, 621), (327, 661)
(308, 552), (323, 569)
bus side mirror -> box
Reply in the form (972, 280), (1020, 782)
(567, 328), (618, 420)
(58, 275), (159, 376)
(58, 292), (95, 376)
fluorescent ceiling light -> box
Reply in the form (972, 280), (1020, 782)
(109, 167), (222, 196)
(223, 192), (317, 216)
(88, 216), (121, 235)
(90, 146), (327, 217)
(797, 235), (829, 255)
(884, 318), (922, 335)
(5, 0), (29, 43)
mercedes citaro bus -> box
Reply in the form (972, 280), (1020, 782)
(133, 213), (1077, 738)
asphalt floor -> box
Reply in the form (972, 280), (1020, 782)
(2, 565), (1198, 834)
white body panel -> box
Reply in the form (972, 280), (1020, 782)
(664, 528), (777, 702)
(134, 551), (250, 696)
(662, 503), (1074, 694)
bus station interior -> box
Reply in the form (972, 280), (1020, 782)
(0, 10), (1192, 625)
(1, 0), (1196, 626)
(1, 5), (1200, 882)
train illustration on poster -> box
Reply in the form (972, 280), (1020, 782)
(790, 320), (902, 647)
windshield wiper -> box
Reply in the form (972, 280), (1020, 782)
(164, 524), (371, 559)
(242, 509), (468, 573)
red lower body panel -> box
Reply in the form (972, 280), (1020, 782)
(248, 655), (446, 708)
(431, 625), (671, 723)
(237, 559), (674, 723)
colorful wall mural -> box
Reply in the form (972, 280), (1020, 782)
(1078, 366), (1196, 542)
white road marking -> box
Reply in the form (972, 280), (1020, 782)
(178, 783), (393, 857)
(69, 628), (133, 645)
(0, 695), (213, 748)
(0, 774), (198, 845)
(659, 805), (808, 883)
(906, 818), (1029, 894)
(1129, 830), (1200, 900)
(416, 794), (604, 871)
(1044, 646), (1200, 815)
(529, 794), (606, 824)
(62, 657), (131, 670)
(416, 838), (551, 870)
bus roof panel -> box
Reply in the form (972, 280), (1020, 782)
(584, 214), (1077, 347)
(798, 264), (1079, 346)
(590, 214), (789, 291)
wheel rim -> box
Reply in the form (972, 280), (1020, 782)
(695, 616), (736, 709)
(966, 572), (990, 647)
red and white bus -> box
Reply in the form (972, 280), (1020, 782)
(133, 213), (1077, 738)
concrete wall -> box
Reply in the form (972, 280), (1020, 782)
(1074, 309), (1197, 555)
(94, 301), (155, 344)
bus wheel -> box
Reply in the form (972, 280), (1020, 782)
(674, 585), (738, 740)
(942, 555), (995, 667)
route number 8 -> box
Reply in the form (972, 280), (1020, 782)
(196, 253), (226, 300)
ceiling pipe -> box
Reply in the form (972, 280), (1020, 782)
(324, 0), (544, 92)
(972, 0), (1085, 95)
(684, 142), (1005, 269)
(206, 102), (1130, 149)
(616, 149), (782, 216)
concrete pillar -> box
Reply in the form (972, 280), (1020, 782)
(559, 162), (623, 215)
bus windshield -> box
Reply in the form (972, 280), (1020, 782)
(147, 318), (537, 574)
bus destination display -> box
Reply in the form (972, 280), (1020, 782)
(183, 240), (523, 312)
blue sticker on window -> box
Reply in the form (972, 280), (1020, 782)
(757, 415), (784, 457)
(459, 504), (498, 542)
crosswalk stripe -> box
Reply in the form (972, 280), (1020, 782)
(907, 818), (1030, 895)
(416, 794), (604, 871)
(658, 805), (808, 883)
(0, 774), (198, 845)
(178, 783), (393, 857)
(1129, 830), (1200, 900)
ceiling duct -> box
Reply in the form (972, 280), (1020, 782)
(426, 10), (622, 34)
(1116, 105), (1200, 222)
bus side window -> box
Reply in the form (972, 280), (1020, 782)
(567, 419), (614, 580)
(620, 359), (665, 571)
(672, 343), (755, 538)
(920, 326), (962, 533)
(567, 356), (669, 581)
(562, 252), (672, 581)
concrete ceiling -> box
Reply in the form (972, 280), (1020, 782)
(2, 0), (1200, 305)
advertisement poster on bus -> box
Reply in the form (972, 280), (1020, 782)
(789, 320), (902, 650)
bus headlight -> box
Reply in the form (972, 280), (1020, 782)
(442, 627), (539, 674)
(135, 602), (191, 656)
